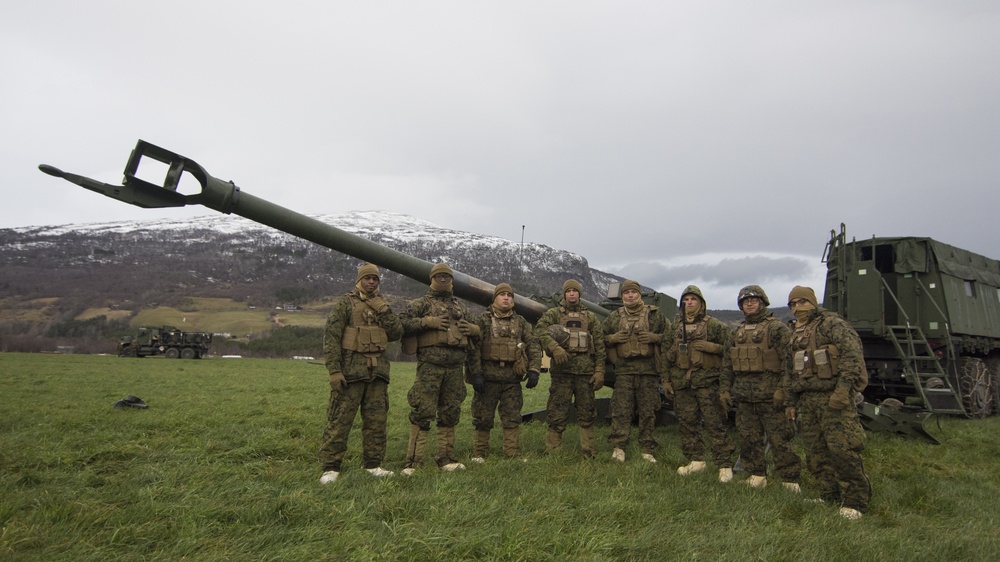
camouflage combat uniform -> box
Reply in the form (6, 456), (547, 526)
(666, 286), (736, 468)
(319, 285), (403, 473)
(604, 298), (668, 455)
(401, 283), (479, 469)
(721, 293), (801, 484)
(535, 291), (606, 457)
(787, 305), (871, 512)
(471, 302), (541, 459)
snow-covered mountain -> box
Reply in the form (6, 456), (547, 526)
(1, 210), (621, 313)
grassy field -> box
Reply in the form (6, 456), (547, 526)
(2, 353), (1000, 561)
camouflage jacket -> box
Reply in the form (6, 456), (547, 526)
(665, 313), (732, 389)
(602, 304), (669, 376)
(784, 308), (865, 399)
(324, 289), (403, 383)
(475, 307), (542, 383)
(401, 290), (480, 367)
(534, 299), (606, 376)
(721, 312), (790, 402)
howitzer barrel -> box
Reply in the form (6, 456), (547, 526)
(40, 140), (605, 322)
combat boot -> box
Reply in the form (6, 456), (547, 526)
(471, 429), (490, 463)
(319, 470), (340, 485)
(782, 482), (801, 493)
(579, 426), (596, 459)
(502, 427), (520, 459)
(677, 460), (706, 475)
(545, 429), (563, 453)
(402, 424), (429, 476)
(840, 507), (863, 520)
(719, 468), (734, 483)
(437, 426), (465, 471)
(746, 475), (767, 488)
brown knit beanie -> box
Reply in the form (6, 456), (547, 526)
(494, 283), (514, 300)
(429, 262), (454, 280)
(621, 280), (641, 294)
(562, 279), (583, 294)
(356, 262), (380, 282)
(787, 286), (818, 307)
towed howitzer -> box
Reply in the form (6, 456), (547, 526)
(39, 140), (612, 324)
(39, 140), (680, 423)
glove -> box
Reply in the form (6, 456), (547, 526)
(660, 378), (674, 396)
(329, 371), (347, 391)
(605, 332), (627, 345)
(637, 331), (662, 344)
(525, 369), (540, 389)
(457, 320), (481, 338)
(550, 346), (569, 365)
(785, 406), (797, 422)
(366, 295), (391, 314)
(421, 315), (449, 330)
(828, 386), (852, 410)
(772, 388), (785, 409)
(472, 373), (486, 394)
(691, 340), (723, 354)
(589, 371), (604, 391)
(719, 389), (733, 410)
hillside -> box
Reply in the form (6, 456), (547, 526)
(0, 211), (625, 354)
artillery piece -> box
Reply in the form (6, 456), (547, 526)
(38, 140), (676, 393)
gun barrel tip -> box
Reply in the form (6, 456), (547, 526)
(38, 164), (65, 178)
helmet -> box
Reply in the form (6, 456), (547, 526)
(737, 285), (770, 308)
(547, 324), (570, 347)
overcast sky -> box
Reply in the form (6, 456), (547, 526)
(3, 1), (998, 309)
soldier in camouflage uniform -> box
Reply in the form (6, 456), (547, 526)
(666, 285), (736, 482)
(319, 263), (403, 485)
(534, 279), (607, 458)
(603, 280), (668, 463)
(785, 286), (871, 520)
(470, 283), (542, 462)
(400, 263), (481, 475)
(720, 285), (801, 491)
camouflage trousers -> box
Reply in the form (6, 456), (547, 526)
(674, 383), (735, 468)
(407, 361), (467, 429)
(608, 373), (660, 453)
(472, 381), (523, 431)
(735, 400), (801, 482)
(797, 391), (871, 512)
(546, 374), (597, 432)
(318, 378), (389, 472)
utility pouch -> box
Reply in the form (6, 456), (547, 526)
(814, 347), (834, 378)
(793, 350), (809, 376)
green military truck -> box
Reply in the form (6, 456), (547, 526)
(823, 224), (1000, 418)
(118, 326), (212, 359)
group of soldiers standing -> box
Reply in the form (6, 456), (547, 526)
(318, 262), (871, 520)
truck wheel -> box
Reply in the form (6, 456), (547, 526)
(165, 348), (181, 359)
(959, 357), (991, 418)
(986, 357), (1000, 417)
(180, 348), (196, 359)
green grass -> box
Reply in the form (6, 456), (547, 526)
(2, 353), (1000, 561)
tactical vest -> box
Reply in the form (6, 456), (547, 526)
(341, 294), (389, 354)
(559, 307), (592, 354)
(416, 296), (470, 349)
(673, 318), (722, 369)
(789, 317), (840, 379)
(482, 313), (520, 363)
(614, 305), (654, 359)
(729, 318), (782, 373)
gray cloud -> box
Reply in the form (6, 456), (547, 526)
(3, 1), (998, 306)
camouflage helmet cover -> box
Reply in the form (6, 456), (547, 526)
(547, 324), (571, 347)
(737, 285), (769, 307)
